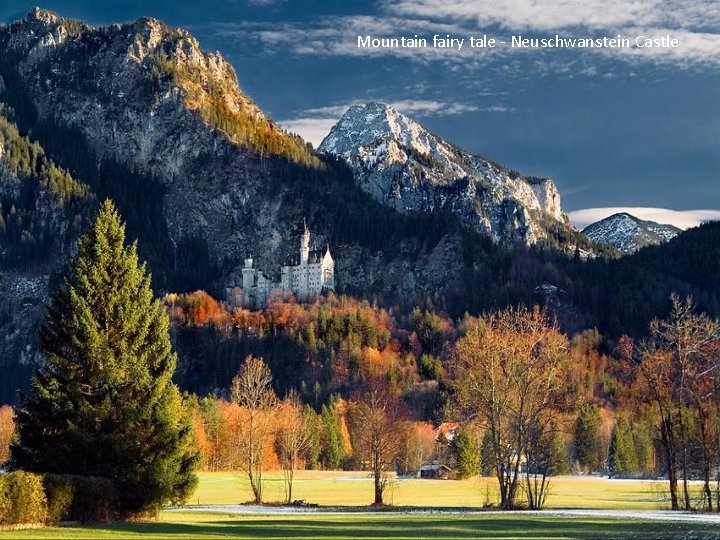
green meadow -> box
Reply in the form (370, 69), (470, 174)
(3, 511), (718, 540)
(5, 473), (718, 539)
(191, 471), (675, 510)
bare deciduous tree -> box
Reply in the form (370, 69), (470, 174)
(638, 294), (720, 511)
(231, 355), (277, 503)
(396, 421), (436, 475)
(275, 390), (311, 503)
(351, 379), (401, 506)
(451, 306), (570, 510)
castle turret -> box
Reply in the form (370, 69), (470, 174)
(242, 257), (255, 290)
(300, 219), (310, 265)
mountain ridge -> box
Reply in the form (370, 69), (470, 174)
(582, 212), (681, 254)
(318, 102), (569, 246)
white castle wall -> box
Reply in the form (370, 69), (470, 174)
(236, 225), (334, 307)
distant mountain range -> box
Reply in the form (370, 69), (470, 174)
(582, 213), (681, 254)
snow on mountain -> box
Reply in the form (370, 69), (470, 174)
(581, 212), (681, 254)
(318, 102), (570, 246)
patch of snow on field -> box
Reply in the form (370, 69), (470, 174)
(168, 505), (720, 523)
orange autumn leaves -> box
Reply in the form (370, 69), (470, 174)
(191, 395), (352, 473)
(0, 405), (13, 464)
(164, 292), (423, 393)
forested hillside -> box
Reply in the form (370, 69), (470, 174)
(0, 9), (718, 407)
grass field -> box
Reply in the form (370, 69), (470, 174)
(190, 471), (676, 510)
(3, 511), (719, 540)
(6, 472), (718, 539)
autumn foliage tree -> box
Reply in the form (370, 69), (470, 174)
(350, 379), (401, 506)
(637, 295), (720, 511)
(231, 355), (277, 503)
(274, 390), (311, 503)
(0, 405), (14, 465)
(451, 306), (570, 510)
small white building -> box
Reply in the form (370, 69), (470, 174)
(238, 221), (334, 307)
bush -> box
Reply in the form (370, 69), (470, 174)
(43, 474), (117, 523)
(0, 479), (9, 522)
(42, 475), (75, 524)
(0, 471), (47, 525)
(4, 473), (117, 525)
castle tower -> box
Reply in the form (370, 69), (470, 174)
(300, 218), (310, 265)
(242, 257), (255, 290)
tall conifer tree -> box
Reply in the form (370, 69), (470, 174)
(607, 416), (638, 477)
(12, 200), (198, 514)
(453, 426), (481, 479)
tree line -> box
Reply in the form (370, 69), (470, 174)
(0, 201), (718, 520)
(2, 47), (719, 346)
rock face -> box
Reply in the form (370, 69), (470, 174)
(582, 212), (681, 254)
(0, 8), (312, 273)
(0, 10), (477, 326)
(318, 102), (569, 245)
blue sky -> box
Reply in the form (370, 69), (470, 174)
(2, 1), (719, 228)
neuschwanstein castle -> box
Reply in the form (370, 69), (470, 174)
(237, 222), (335, 307)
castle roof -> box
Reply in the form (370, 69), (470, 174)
(284, 247), (331, 267)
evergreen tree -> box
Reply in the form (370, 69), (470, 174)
(549, 423), (571, 475)
(574, 404), (602, 472)
(480, 429), (496, 477)
(320, 402), (344, 469)
(453, 426), (481, 479)
(302, 405), (322, 470)
(11, 200), (198, 515)
(607, 416), (638, 477)
(632, 418), (655, 475)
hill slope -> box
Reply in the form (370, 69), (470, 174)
(582, 212), (681, 254)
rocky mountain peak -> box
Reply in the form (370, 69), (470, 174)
(582, 212), (681, 254)
(1, 10), (316, 168)
(6, 9), (226, 90)
(319, 102), (461, 174)
(26, 7), (61, 25)
(319, 102), (570, 246)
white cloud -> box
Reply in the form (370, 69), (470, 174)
(568, 207), (720, 230)
(215, 1), (720, 71)
(383, 0), (720, 67)
(385, 0), (720, 33)
(247, 0), (286, 5)
(611, 28), (720, 67)
(294, 98), (501, 120)
(278, 117), (337, 148)
(390, 99), (482, 115)
(212, 17), (496, 61)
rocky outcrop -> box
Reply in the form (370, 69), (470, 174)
(318, 102), (570, 245)
(0, 9), (324, 284)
